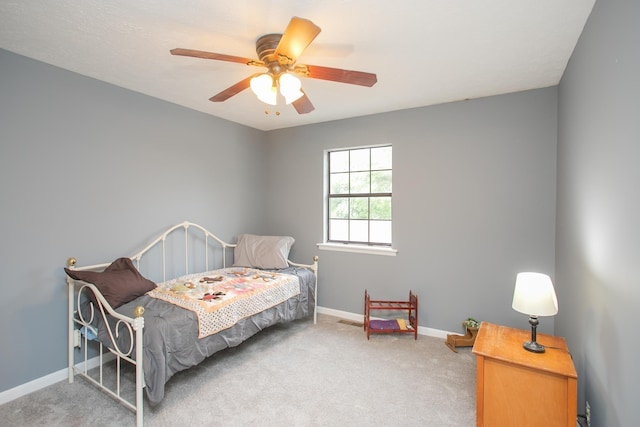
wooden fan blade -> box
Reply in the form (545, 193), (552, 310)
(295, 64), (377, 87)
(209, 76), (253, 102)
(171, 48), (264, 67)
(292, 91), (315, 114)
(274, 17), (321, 65)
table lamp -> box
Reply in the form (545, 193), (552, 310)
(512, 272), (558, 353)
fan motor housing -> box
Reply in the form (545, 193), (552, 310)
(256, 33), (283, 68)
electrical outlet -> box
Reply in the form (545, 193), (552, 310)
(73, 329), (81, 348)
(586, 401), (591, 427)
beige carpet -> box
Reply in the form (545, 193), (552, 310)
(0, 314), (476, 426)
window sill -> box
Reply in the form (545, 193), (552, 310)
(316, 243), (398, 256)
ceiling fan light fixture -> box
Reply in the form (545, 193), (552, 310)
(172, 17), (376, 114)
(278, 73), (304, 104)
(250, 73), (277, 105)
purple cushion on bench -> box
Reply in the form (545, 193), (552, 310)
(369, 319), (400, 330)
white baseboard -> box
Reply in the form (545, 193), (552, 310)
(0, 368), (68, 406)
(317, 306), (455, 339)
(0, 353), (114, 406)
(2, 308), (455, 405)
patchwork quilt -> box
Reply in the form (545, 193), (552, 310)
(147, 268), (300, 338)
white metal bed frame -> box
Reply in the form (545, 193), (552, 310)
(66, 221), (318, 427)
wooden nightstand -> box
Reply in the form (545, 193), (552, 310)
(472, 322), (577, 427)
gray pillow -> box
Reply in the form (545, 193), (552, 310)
(233, 234), (295, 269)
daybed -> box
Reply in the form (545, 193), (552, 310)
(65, 221), (318, 427)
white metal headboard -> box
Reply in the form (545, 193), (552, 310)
(129, 221), (236, 282)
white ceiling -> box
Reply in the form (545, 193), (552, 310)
(1, 1), (594, 131)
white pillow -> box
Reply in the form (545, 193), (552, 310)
(233, 234), (295, 269)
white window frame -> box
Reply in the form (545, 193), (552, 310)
(317, 144), (397, 257)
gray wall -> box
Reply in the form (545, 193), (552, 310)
(0, 49), (268, 392)
(556, 0), (640, 426)
(266, 87), (558, 334)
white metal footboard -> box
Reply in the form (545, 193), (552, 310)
(66, 221), (318, 427)
(66, 279), (145, 426)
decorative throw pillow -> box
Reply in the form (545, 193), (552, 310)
(232, 234), (295, 269)
(64, 257), (156, 309)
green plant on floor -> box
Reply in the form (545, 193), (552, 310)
(463, 317), (479, 329)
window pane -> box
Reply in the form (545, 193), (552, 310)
(329, 219), (348, 241)
(370, 220), (392, 244)
(326, 145), (392, 246)
(350, 220), (368, 242)
(330, 150), (349, 173)
(350, 197), (369, 219)
(329, 197), (349, 219)
(350, 148), (370, 171)
(350, 171), (370, 193)
(371, 170), (392, 193)
(370, 197), (391, 220)
(371, 146), (392, 170)
(330, 172), (349, 194)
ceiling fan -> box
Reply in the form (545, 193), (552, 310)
(170, 17), (377, 114)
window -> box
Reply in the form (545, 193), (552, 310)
(326, 145), (392, 246)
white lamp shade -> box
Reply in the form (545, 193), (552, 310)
(512, 272), (558, 316)
(278, 73), (304, 104)
(250, 74), (277, 105)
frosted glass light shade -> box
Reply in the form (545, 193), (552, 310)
(512, 272), (558, 316)
(278, 73), (303, 104)
(250, 74), (277, 105)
